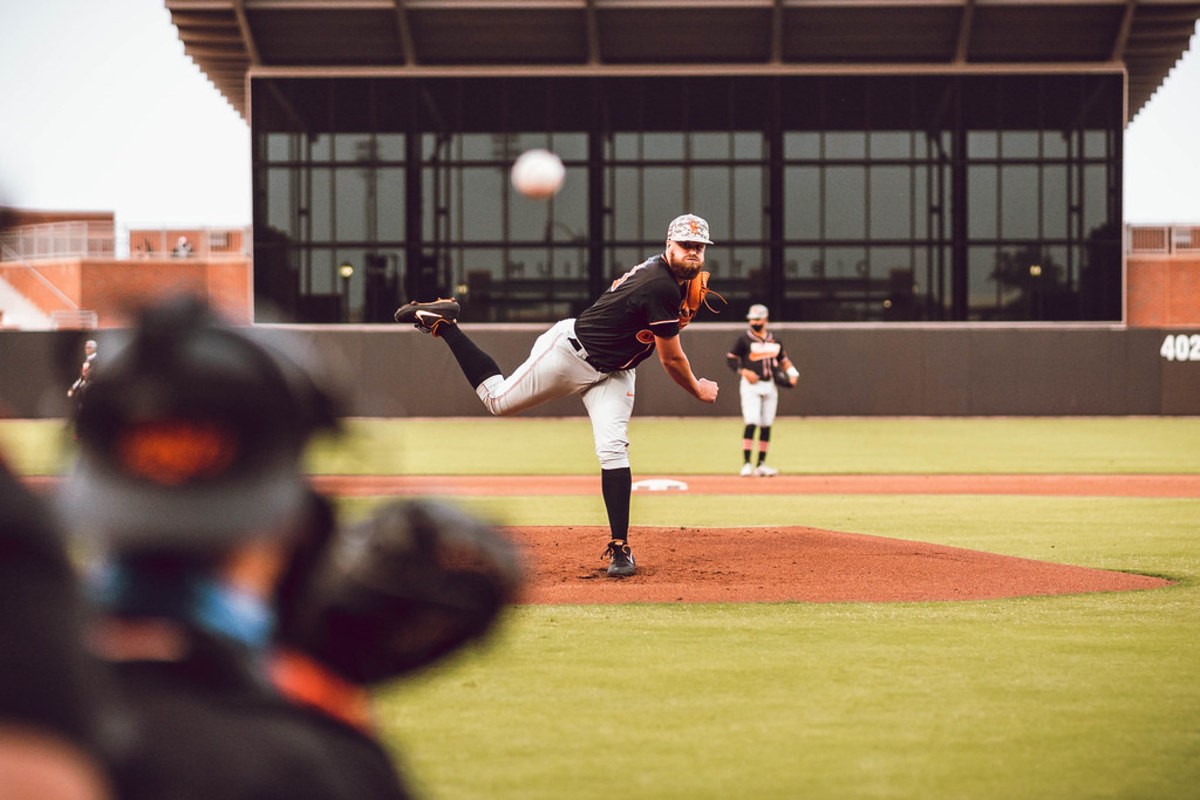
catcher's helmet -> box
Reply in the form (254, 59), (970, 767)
(60, 295), (343, 552)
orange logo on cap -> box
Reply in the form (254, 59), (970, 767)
(116, 421), (238, 485)
(689, 219), (701, 235)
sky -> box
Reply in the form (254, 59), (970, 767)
(1, 0), (1197, 231)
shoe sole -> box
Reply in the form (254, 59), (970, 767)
(394, 300), (459, 325)
(607, 563), (636, 577)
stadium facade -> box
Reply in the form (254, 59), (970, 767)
(169, 0), (1200, 326)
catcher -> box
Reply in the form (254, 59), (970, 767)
(56, 296), (520, 800)
(394, 213), (722, 577)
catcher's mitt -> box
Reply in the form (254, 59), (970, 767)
(276, 498), (522, 685)
(679, 271), (726, 328)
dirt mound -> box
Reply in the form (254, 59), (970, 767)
(506, 525), (1171, 604)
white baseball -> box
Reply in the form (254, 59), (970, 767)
(511, 149), (565, 200)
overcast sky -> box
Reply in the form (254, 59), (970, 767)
(1, 0), (1196, 230)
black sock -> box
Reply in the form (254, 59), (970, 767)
(437, 324), (502, 389)
(757, 426), (772, 465)
(600, 467), (631, 542)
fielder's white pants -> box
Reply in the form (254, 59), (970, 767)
(739, 377), (779, 427)
(475, 318), (636, 470)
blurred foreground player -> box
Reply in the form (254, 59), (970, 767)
(1, 455), (110, 800)
(58, 296), (520, 799)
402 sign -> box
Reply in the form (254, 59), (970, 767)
(1160, 333), (1200, 362)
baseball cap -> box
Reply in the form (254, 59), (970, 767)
(747, 304), (769, 320)
(666, 213), (714, 245)
(59, 296), (342, 553)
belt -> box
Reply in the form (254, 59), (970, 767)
(567, 336), (612, 373)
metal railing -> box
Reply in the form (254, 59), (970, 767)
(0, 221), (115, 259)
(1126, 224), (1199, 255)
(0, 222), (251, 260)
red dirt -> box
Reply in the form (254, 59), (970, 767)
(309, 473), (1180, 604)
(26, 473), (1183, 604)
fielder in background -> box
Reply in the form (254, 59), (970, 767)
(725, 304), (798, 477)
(394, 213), (721, 577)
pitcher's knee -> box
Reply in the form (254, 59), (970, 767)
(596, 445), (630, 470)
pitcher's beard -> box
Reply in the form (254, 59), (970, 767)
(670, 260), (702, 282)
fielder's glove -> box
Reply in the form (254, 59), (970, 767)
(678, 272), (726, 329)
(772, 366), (796, 389)
(276, 498), (522, 686)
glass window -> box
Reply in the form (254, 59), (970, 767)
(968, 132), (998, 159)
(457, 168), (503, 240)
(643, 167), (684, 239)
(644, 133), (684, 161)
(309, 249), (335, 295)
(731, 166), (763, 242)
(508, 184), (550, 243)
(870, 132), (912, 160)
(690, 166), (729, 234)
(1083, 131), (1108, 158)
(1082, 165), (1109, 235)
(609, 167), (642, 241)
(870, 166), (912, 240)
(376, 134), (406, 162)
(733, 133), (763, 160)
(335, 169), (369, 241)
(784, 166), (821, 240)
(1000, 166), (1039, 240)
(691, 132), (730, 160)
(1001, 131), (1039, 159)
(1042, 131), (1069, 159)
(1041, 165), (1068, 239)
(968, 166), (997, 239)
(335, 133), (373, 162)
(550, 133), (588, 161)
(784, 132), (820, 160)
(310, 134), (332, 162)
(824, 167), (866, 240)
(266, 133), (296, 162)
(825, 132), (866, 160)
(266, 168), (296, 236)
(310, 168), (332, 242)
(549, 167), (587, 243)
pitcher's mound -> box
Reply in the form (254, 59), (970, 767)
(506, 525), (1171, 605)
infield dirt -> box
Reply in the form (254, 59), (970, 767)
(307, 473), (1187, 605)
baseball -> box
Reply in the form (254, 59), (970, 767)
(511, 148), (565, 200)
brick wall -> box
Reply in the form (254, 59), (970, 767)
(1127, 256), (1200, 327)
(0, 258), (251, 327)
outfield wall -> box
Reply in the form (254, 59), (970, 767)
(3, 324), (1198, 418)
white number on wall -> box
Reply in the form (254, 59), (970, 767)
(1160, 334), (1200, 361)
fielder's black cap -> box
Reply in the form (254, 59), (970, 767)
(59, 295), (343, 553)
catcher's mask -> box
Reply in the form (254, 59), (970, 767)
(60, 295), (343, 553)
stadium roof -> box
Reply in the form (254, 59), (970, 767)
(166, 0), (1200, 124)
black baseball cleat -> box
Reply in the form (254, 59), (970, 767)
(603, 539), (636, 577)
(394, 298), (460, 336)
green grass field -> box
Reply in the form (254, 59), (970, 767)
(5, 416), (1199, 799)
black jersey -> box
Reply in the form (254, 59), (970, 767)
(574, 254), (684, 372)
(726, 328), (788, 381)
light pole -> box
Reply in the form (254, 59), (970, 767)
(339, 261), (354, 322)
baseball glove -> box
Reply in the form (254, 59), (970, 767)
(276, 498), (522, 685)
(679, 272), (726, 329)
(773, 365), (796, 389)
